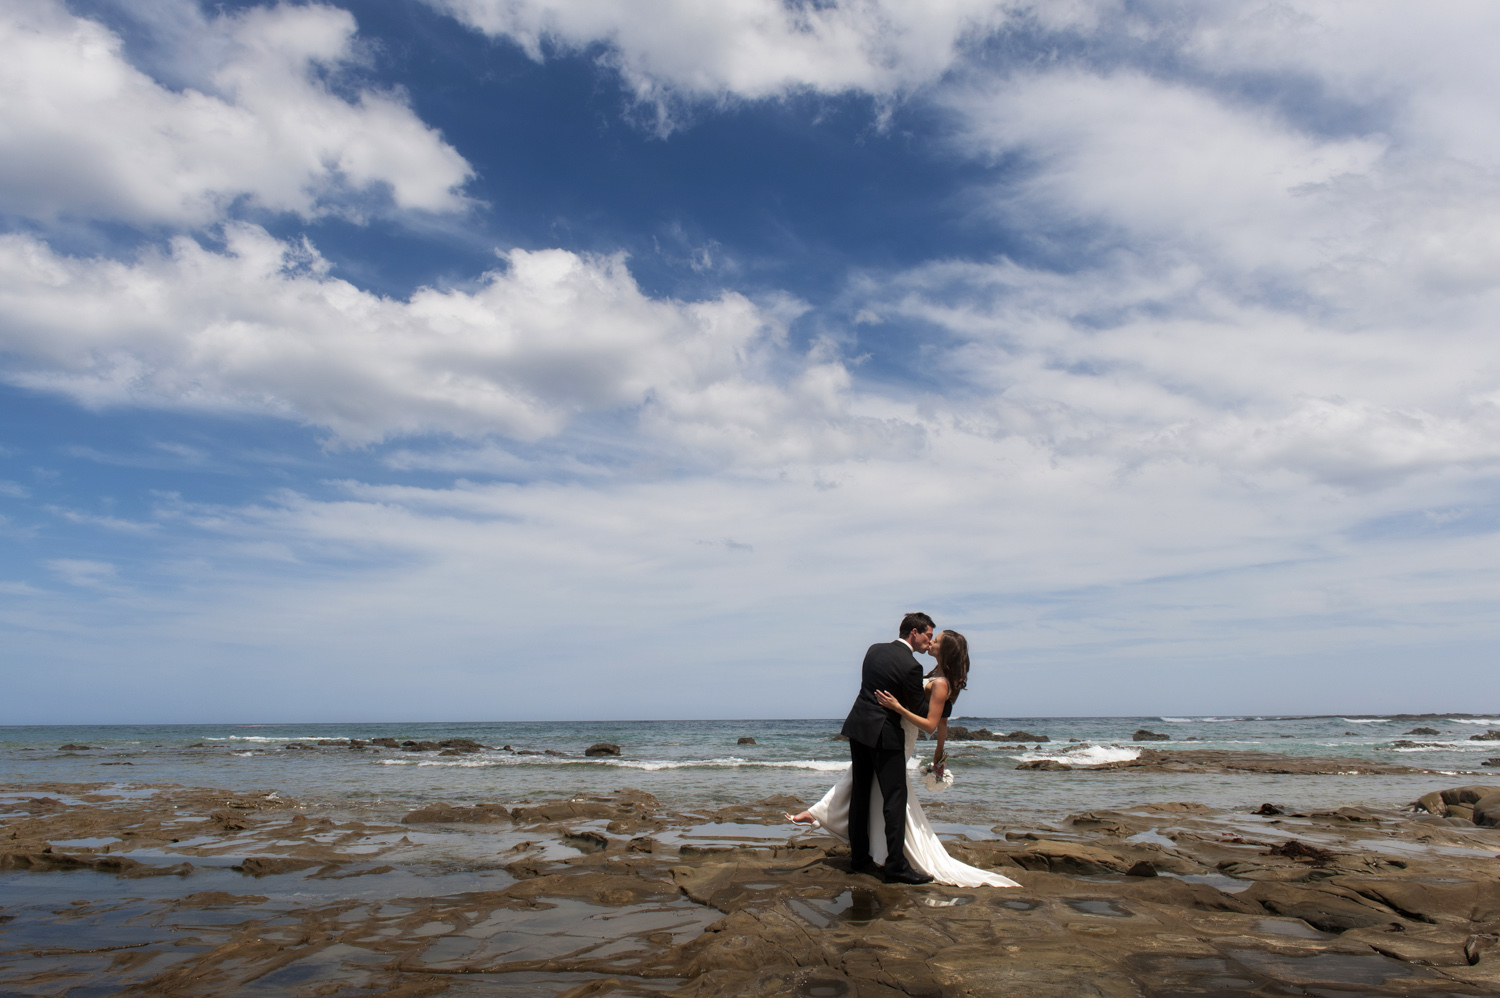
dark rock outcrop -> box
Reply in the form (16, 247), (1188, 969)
(58, 744), (96, 751)
(368, 738), (400, 748)
(1132, 729), (1170, 741)
(439, 739), (485, 753)
(737, 737), (756, 745)
(999, 730), (1048, 742)
(1469, 729), (1500, 741)
(585, 743), (621, 757)
(1413, 784), (1500, 824)
(1404, 727), (1441, 735)
(401, 740), (440, 752)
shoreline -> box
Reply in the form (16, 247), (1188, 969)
(4, 768), (1500, 996)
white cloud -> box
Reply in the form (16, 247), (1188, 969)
(46, 558), (118, 588)
(0, 0), (471, 226)
(427, 0), (1044, 117)
(0, 224), (907, 461)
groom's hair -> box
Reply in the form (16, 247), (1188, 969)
(899, 611), (934, 639)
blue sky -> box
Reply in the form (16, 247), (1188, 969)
(3, 0), (1499, 723)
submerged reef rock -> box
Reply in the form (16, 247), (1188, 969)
(401, 803), (511, 824)
(585, 743), (622, 757)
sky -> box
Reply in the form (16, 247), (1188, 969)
(2, 0), (1498, 724)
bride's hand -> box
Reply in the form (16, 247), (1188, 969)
(874, 689), (899, 710)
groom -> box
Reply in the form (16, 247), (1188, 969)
(840, 611), (935, 885)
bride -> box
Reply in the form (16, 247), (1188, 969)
(787, 630), (1019, 889)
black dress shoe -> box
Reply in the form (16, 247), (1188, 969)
(850, 859), (884, 876)
(883, 868), (934, 885)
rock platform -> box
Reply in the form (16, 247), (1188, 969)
(2, 781), (1500, 996)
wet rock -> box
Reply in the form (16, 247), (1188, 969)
(233, 856), (320, 877)
(545, 749), (570, 757)
(999, 730), (1048, 742)
(1013, 840), (1129, 875)
(368, 737), (399, 748)
(945, 726), (997, 740)
(315, 739), (346, 746)
(1254, 803), (1284, 815)
(512, 800), (628, 824)
(1405, 727), (1442, 735)
(209, 809), (252, 831)
(1345, 922), (1474, 966)
(1267, 840), (1336, 864)
(401, 803), (511, 824)
(284, 743), (314, 750)
(585, 743), (621, 757)
(561, 830), (610, 854)
(1126, 860), (1158, 877)
(1418, 785), (1500, 820)
(57, 744), (96, 751)
(1472, 791), (1500, 827)
(1335, 878), (1500, 924)
(401, 740), (440, 752)
(829, 733), (849, 741)
(1132, 729), (1170, 741)
(1470, 729), (1500, 741)
(1016, 759), (1070, 771)
(439, 738), (485, 753)
(1238, 882), (1402, 932)
(737, 737), (757, 745)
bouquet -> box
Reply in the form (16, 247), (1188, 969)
(920, 754), (954, 792)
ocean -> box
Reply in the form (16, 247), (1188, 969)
(6, 713), (1498, 825)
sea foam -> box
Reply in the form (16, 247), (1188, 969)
(1014, 744), (1141, 767)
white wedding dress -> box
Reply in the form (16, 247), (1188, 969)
(806, 711), (1019, 889)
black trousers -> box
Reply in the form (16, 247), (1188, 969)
(847, 738), (911, 874)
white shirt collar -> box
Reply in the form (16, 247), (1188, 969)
(896, 638), (913, 651)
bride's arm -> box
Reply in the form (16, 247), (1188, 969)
(934, 717), (948, 777)
(874, 678), (948, 735)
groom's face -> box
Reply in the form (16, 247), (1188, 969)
(910, 626), (934, 653)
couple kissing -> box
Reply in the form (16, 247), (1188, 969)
(787, 612), (1019, 889)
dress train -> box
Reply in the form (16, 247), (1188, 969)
(806, 717), (1019, 889)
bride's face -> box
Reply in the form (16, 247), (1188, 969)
(929, 631), (945, 658)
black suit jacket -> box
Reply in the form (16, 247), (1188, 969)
(840, 640), (925, 750)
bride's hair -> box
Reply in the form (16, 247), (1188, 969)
(928, 630), (970, 701)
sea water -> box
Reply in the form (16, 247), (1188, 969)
(4, 714), (1497, 824)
